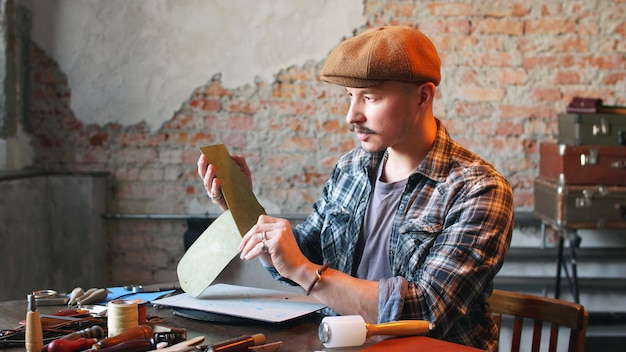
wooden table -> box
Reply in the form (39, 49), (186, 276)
(0, 299), (484, 351)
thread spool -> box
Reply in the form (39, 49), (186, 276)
(107, 300), (138, 337)
(135, 299), (147, 323)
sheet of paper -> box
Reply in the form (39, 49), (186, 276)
(152, 283), (326, 323)
(177, 210), (241, 297)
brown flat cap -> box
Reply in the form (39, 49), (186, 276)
(320, 26), (441, 88)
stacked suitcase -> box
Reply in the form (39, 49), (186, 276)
(534, 98), (626, 230)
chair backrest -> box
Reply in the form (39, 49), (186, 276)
(487, 289), (588, 352)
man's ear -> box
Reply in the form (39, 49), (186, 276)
(418, 82), (436, 106)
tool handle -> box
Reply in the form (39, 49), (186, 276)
(61, 325), (105, 340)
(365, 320), (433, 338)
(96, 338), (155, 352)
(47, 338), (97, 352)
(77, 288), (108, 305)
(93, 325), (153, 349)
(68, 288), (85, 306)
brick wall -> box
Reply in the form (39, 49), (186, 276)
(27, 1), (626, 285)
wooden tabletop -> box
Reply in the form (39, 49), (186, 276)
(0, 299), (484, 351)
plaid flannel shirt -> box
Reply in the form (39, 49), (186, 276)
(266, 119), (513, 351)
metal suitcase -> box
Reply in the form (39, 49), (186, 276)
(539, 142), (626, 185)
(534, 177), (626, 229)
(557, 113), (626, 146)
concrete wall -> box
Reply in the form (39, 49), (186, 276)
(0, 172), (108, 300)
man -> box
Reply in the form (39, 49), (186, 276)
(198, 26), (513, 351)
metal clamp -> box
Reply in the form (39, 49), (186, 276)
(592, 117), (610, 136)
(575, 186), (607, 208)
(579, 148), (598, 166)
(575, 189), (593, 208)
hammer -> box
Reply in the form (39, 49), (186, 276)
(318, 315), (435, 348)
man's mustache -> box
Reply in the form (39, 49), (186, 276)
(349, 124), (375, 134)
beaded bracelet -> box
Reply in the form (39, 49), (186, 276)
(305, 263), (330, 296)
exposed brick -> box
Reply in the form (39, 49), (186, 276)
(204, 82), (233, 97)
(462, 86), (505, 102)
(532, 87), (562, 102)
(418, 20), (471, 34)
(473, 19), (524, 35)
(188, 132), (215, 146)
(513, 190), (534, 209)
(268, 116), (310, 132)
(261, 100), (318, 115)
(428, 3), (475, 17)
(272, 83), (307, 99)
(553, 71), (581, 85)
(524, 19), (576, 34)
(204, 114), (255, 131)
(112, 148), (158, 164)
(321, 120), (345, 134)
(496, 122), (524, 136)
(507, 174), (535, 190)
(163, 113), (204, 131)
(522, 55), (575, 69)
(221, 133), (248, 148)
(541, 4), (562, 16)
(555, 37), (588, 53)
(454, 102), (493, 119)
(157, 149), (183, 165)
(227, 100), (261, 114)
(76, 149), (111, 164)
(60, 116), (83, 131)
(496, 69), (528, 85)
(89, 132), (108, 146)
(479, 3), (530, 17)
(276, 65), (315, 82)
(281, 136), (317, 152)
(499, 104), (553, 119)
(603, 72), (626, 85)
(617, 22), (626, 36)
(428, 34), (478, 52)
(268, 153), (307, 169)
(578, 54), (626, 70)
(190, 98), (221, 112)
(385, 2), (415, 18)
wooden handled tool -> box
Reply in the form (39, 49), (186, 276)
(318, 315), (435, 348)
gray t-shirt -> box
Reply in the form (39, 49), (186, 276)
(353, 157), (407, 280)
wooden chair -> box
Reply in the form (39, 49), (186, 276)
(487, 289), (588, 352)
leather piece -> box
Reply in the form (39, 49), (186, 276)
(199, 144), (266, 236)
(177, 144), (265, 297)
(177, 210), (242, 297)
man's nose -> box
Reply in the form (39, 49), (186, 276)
(345, 100), (364, 125)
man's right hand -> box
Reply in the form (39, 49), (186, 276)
(197, 154), (252, 211)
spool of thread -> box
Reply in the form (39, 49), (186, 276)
(135, 299), (147, 323)
(107, 300), (138, 337)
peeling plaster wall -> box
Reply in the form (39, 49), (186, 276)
(19, 0), (365, 131)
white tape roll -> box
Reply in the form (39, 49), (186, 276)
(318, 315), (367, 348)
(107, 299), (138, 337)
